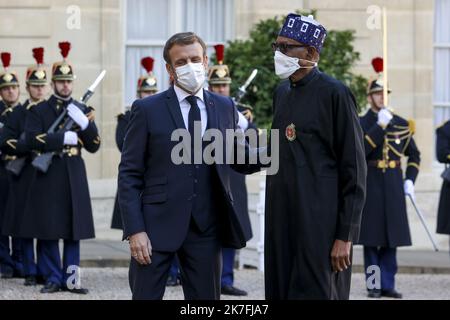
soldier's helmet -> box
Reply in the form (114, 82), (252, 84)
(367, 57), (391, 95)
(52, 42), (75, 81)
(137, 57), (158, 93)
(208, 44), (231, 85)
(26, 47), (48, 86)
(0, 52), (19, 89)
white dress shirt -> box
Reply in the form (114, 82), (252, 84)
(173, 85), (208, 137)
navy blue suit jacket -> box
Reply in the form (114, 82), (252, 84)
(118, 86), (259, 251)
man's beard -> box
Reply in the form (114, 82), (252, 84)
(55, 88), (72, 99)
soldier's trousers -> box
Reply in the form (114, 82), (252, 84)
(22, 239), (44, 277)
(38, 239), (80, 287)
(0, 236), (23, 276)
(364, 247), (397, 291)
(221, 248), (235, 287)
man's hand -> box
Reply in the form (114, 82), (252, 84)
(129, 232), (152, 265)
(331, 239), (352, 273)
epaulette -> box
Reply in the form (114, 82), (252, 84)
(436, 120), (448, 130)
(408, 119), (416, 135)
(236, 103), (253, 111)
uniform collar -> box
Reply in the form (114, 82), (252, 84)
(290, 67), (319, 88)
(3, 100), (20, 109)
(50, 94), (72, 113)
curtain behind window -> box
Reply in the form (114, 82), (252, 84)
(125, 0), (233, 106)
(434, 0), (450, 126)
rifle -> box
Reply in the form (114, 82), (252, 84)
(6, 104), (68, 176)
(32, 70), (106, 173)
(5, 133), (27, 176)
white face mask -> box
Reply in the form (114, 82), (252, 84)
(274, 50), (318, 79)
(174, 62), (206, 94)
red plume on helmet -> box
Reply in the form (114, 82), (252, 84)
(59, 42), (71, 60)
(214, 44), (225, 64)
(32, 47), (44, 65)
(1, 52), (11, 70)
(372, 57), (383, 74)
(141, 57), (154, 74)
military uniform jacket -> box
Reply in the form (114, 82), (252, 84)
(265, 68), (367, 300)
(0, 100), (37, 236)
(18, 94), (101, 240)
(0, 101), (14, 228)
(358, 109), (421, 247)
(436, 120), (450, 235)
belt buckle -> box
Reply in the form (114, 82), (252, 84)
(389, 160), (397, 169)
(68, 147), (79, 157)
(377, 160), (386, 169)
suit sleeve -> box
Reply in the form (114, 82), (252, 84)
(229, 98), (264, 175)
(25, 106), (65, 153)
(118, 100), (148, 239)
(333, 87), (367, 242)
(436, 123), (450, 164)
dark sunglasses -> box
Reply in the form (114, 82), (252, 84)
(271, 42), (309, 54)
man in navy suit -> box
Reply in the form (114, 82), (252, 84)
(118, 32), (261, 300)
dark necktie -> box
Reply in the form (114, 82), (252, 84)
(185, 95), (201, 162)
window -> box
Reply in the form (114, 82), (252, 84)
(434, 0), (450, 126)
(123, 0), (235, 106)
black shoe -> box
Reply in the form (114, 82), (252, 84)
(367, 289), (382, 298)
(221, 285), (248, 296)
(36, 275), (46, 285)
(166, 275), (180, 287)
(24, 276), (37, 286)
(40, 282), (61, 294)
(381, 289), (403, 299)
(13, 269), (25, 279)
(61, 286), (89, 295)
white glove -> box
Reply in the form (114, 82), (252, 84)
(237, 111), (249, 131)
(64, 131), (78, 146)
(377, 108), (393, 128)
(404, 179), (415, 199)
(68, 103), (89, 131)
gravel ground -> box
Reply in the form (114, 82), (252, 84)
(1, 268), (450, 300)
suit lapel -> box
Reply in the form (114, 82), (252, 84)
(203, 89), (218, 130)
(165, 86), (186, 130)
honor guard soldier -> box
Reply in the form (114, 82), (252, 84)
(19, 42), (101, 294)
(111, 56), (158, 230)
(208, 44), (255, 296)
(436, 120), (450, 247)
(358, 57), (421, 299)
(0, 48), (49, 286)
(0, 52), (24, 279)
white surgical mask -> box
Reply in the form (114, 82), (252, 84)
(174, 62), (206, 94)
(274, 50), (318, 79)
